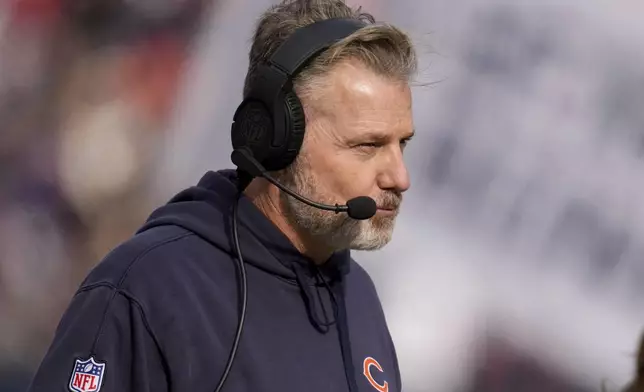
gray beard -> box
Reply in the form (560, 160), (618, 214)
(274, 161), (397, 252)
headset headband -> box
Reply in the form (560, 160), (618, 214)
(246, 18), (365, 110)
(270, 18), (366, 80)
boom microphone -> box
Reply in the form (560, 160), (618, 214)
(231, 148), (377, 220)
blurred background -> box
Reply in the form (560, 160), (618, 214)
(1, 0), (644, 390)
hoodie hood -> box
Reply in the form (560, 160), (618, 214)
(137, 169), (351, 285)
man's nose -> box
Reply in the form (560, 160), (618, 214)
(377, 146), (410, 193)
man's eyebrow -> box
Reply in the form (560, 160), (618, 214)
(349, 129), (415, 142)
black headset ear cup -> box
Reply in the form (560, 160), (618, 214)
(275, 91), (306, 170)
(231, 99), (273, 163)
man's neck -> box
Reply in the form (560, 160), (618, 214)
(243, 179), (332, 265)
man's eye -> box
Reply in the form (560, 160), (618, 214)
(357, 142), (379, 149)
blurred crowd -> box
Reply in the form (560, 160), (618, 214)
(2, 0), (644, 391)
(0, 0), (215, 388)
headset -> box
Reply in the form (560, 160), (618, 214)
(215, 18), (375, 392)
(230, 18), (368, 173)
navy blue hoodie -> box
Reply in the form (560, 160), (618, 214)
(27, 170), (401, 392)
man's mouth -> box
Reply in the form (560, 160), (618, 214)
(377, 202), (400, 210)
(376, 205), (399, 215)
(375, 194), (402, 213)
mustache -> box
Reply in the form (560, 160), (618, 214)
(375, 192), (403, 210)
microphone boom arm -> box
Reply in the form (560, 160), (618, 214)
(231, 148), (376, 220)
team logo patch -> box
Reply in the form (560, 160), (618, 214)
(68, 357), (106, 392)
(363, 357), (389, 392)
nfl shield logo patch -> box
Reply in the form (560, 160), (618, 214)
(68, 357), (105, 392)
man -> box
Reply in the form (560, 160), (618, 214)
(27, 0), (417, 391)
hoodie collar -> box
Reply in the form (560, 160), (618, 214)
(139, 169), (351, 285)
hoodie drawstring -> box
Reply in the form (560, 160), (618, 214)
(293, 267), (358, 392)
(331, 278), (359, 392)
(294, 268), (337, 332)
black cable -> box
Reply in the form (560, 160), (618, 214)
(214, 194), (248, 392)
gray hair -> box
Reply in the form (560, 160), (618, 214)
(243, 0), (417, 101)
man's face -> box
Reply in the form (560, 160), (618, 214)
(278, 60), (414, 251)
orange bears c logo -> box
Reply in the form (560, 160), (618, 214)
(363, 357), (389, 392)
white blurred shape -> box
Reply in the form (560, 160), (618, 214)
(356, 216), (484, 392)
(57, 99), (143, 215)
